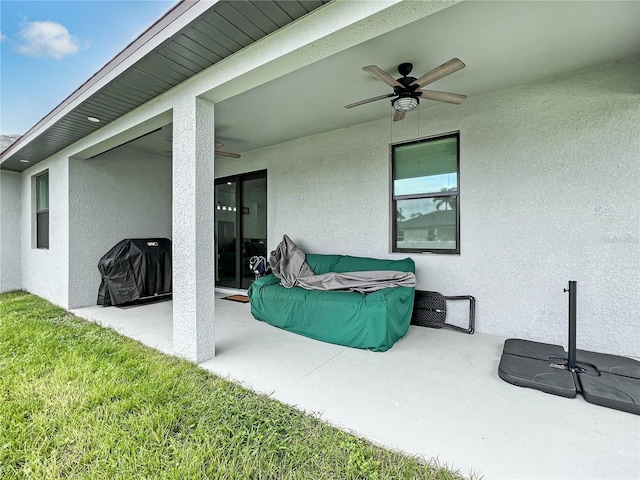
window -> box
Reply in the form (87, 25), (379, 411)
(35, 171), (49, 249)
(392, 133), (460, 254)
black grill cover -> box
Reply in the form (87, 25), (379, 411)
(97, 238), (172, 306)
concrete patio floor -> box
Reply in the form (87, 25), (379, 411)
(72, 295), (640, 479)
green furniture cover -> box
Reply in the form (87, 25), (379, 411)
(247, 254), (415, 352)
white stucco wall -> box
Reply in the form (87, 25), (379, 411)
(0, 170), (22, 292)
(216, 59), (640, 357)
(68, 147), (172, 308)
(20, 155), (70, 307)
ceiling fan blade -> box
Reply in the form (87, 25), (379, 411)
(410, 58), (465, 88)
(345, 93), (395, 109)
(419, 90), (467, 104)
(363, 65), (403, 88)
(214, 141), (224, 148)
(215, 150), (241, 159)
(393, 110), (405, 122)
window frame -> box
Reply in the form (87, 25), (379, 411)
(35, 170), (49, 249)
(390, 131), (461, 255)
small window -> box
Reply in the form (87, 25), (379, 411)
(392, 133), (460, 254)
(35, 171), (49, 249)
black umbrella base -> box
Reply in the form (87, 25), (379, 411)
(499, 338), (640, 415)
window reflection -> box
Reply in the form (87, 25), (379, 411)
(396, 197), (457, 250)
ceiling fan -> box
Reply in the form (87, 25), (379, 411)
(213, 141), (241, 159)
(345, 58), (467, 121)
(163, 131), (241, 158)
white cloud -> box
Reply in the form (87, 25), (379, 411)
(16, 21), (81, 59)
(0, 33), (7, 42)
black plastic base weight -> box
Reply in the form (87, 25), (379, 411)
(499, 339), (640, 415)
(499, 340), (577, 398)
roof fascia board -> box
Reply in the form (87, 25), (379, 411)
(2, 0), (215, 161)
(60, 0), (463, 162)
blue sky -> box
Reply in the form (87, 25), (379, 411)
(0, 0), (177, 135)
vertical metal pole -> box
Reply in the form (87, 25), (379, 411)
(567, 281), (577, 370)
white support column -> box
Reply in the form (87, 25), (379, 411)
(172, 97), (215, 362)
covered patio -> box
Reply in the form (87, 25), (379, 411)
(3, 0), (638, 475)
(72, 297), (639, 480)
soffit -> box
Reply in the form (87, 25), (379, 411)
(116, 0), (640, 162)
(206, 0), (640, 157)
(1, 0), (329, 172)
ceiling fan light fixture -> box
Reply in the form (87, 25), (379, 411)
(347, 60), (465, 121)
(392, 95), (418, 112)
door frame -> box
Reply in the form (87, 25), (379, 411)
(214, 169), (267, 289)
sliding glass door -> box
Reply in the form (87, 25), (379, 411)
(215, 170), (267, 289)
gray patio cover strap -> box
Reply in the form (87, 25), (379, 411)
(269, 235), (416, 293)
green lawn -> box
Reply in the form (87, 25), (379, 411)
(0, 291), (465, 480)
